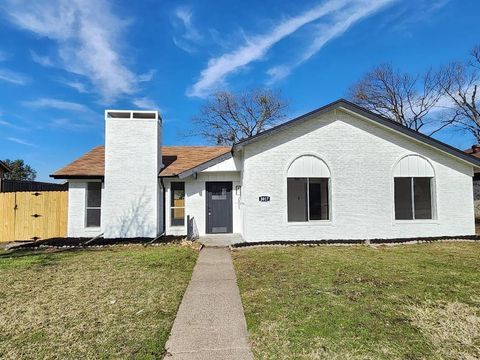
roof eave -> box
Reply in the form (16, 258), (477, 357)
(50, 174), (104, 180)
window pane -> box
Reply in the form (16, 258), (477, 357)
(173, 192), (185, 208)
(394, 178), (413, 220)
(287, 178), (307, 222)
(87, 182), (102, 208)
(171, 182), (185, 226)
(309, 178), (329, 220)
(171, 208), (185, 226)
(86, 209), (101, 227)
(414, 177), (432, 219)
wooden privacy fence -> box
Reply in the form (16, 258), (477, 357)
(0, 191), (68, 242)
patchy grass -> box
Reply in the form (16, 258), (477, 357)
(233, 242), (480, 360)
(0, 244), (198, 359)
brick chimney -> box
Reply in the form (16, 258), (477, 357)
(102, 110), (162, 238)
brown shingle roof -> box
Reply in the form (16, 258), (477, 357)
(160, 146), (231, 176)
(51, 145), (231, 178)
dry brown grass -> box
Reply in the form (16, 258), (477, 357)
(407, 300), (480, 359)
(0, 245), (198, 359)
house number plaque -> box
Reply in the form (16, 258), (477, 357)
(259, 196), (270, 202)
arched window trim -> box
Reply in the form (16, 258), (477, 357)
(285, 154), (332, 223)
(287, 154), (331, 178)
(392, 154), (437, 221)
(392, 154), (436, 178)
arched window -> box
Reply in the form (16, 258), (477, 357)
(287, 155), (330, 222)
(393, 155), (435, 220)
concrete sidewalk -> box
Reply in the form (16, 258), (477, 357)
(164, 247), (254, 360)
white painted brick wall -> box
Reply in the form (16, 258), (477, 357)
(102, 116), (161, 238)
(241, 110), (475, 242)
(67, 180), (104, 237)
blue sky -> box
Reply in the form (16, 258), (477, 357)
(0, 0), (479, 181)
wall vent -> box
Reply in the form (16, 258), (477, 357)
(106, 110), (159, 120)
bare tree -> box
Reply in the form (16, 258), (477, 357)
(437, 45), (480, 141)
(348, 64), (448, 135)
(192, 89), (288, 145)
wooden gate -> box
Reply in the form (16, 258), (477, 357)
(0, 191), (68, 242)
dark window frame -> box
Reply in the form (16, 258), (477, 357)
(287, 177), (330, 222)
(170, 182), (185, 227)
(394, 177), (434, 221)
(85, 182), (102, 228)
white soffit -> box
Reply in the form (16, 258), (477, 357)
(287, 155), (330, 178)
(393, 155), (434, 177)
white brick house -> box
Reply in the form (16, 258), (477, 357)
(52, 99), (480, 242)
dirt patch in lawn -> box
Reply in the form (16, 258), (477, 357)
(0, 245), (198, 359)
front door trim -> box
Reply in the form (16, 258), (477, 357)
(206, 181), (233, 234)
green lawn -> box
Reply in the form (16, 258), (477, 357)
(0, 244), (198, 359)
(233, 242), (480, 360)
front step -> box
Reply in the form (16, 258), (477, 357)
(198, 233), (244, 247)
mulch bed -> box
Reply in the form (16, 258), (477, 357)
(8, 235), (186, 250)
(231, 235), (480, 248)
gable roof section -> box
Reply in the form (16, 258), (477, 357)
(161, 146), (231, 176)
(233, 99), (480, 168)
(51, 146), (231, 179)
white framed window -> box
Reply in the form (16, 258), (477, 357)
(394, 177), (433, 220)
(171, 182), (185, 226)
(85, 182), (102, 228)
(287, 155), (331, 222)
(393, 155), (435, 221)
(287, 177), (329, 222)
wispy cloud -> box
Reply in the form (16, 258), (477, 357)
(23, 98), (91, 112)
(188, 0), (349, 97)
(7, 137), (37, 147)
(188, 0), (395, 97)
(138, 69), (157, 83)
(268, 0), (394, 82)
(30, 50), (54, 67)
(132, 97), (159, 110)
(172, 6), (203, 53)
(62, 80), (88, 93)
(0, 68), (30, 85)
(380, 0), (451, 32)
(3, 0), (148, 101)
(0, 119), (28, 131)
(48, 117), (96, 131)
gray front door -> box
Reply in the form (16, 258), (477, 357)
(206, 182), (233, 234)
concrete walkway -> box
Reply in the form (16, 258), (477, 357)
(164, 247), (254, 360)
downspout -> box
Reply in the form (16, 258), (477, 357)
(160, 177), (166, 234)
